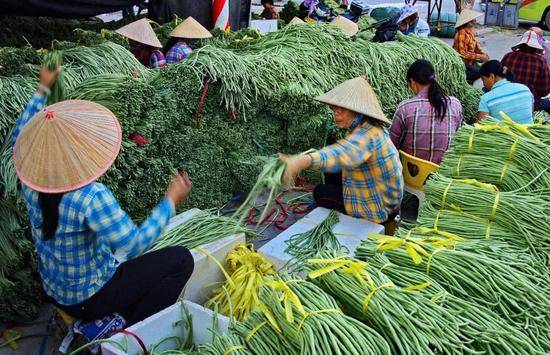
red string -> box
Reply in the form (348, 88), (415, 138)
(230, 109), (237, 122)
(109, 329), (148, 355)
(196, 77), (210, 128)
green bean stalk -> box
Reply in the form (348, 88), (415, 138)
(43, 50), (66, 105)
(305, 252), (477, 355)
(353, 251), (545, 355)
(284, 210), (344, 270)
(150, 211), (257, 252)
(255, 274), (391, 355)
(355, 238), (550, 349)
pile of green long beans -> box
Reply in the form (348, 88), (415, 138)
(305, 252), (474, 354)
(424, 174), (550, 257)
(68, 73), (131, 112)
(199, 333), (251, 355)
(149, 211), (257, 252)
(355, 238), (550, 349)
(353, 252), (543, 354)
(284, 210), (343, 269)
(253, 274), (391, 355)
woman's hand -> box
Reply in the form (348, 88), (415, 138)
(38, 65), (61, 91)
(166, 171), (192, 207)
(279, 154), (312, 187)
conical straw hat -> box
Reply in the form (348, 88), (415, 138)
(455, 9), (482, 28)
(315, 77), (389, 124)
(115, 18), (162, 47)
(513, 30), (543, 50)
(170, 17), (212, 39)
(288, 17), (305, 26)
(13, 100), (122, 193)
(330, 16), (358, 37)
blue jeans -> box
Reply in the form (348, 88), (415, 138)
(536, 98), (550, 113)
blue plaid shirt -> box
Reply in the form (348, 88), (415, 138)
(150, 49), (167, 69)
(13, 92), (175, 305)
(166, 42), (193, 64)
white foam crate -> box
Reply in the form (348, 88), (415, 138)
(101, 300), (228, 355)
(259, 207), (384, 272)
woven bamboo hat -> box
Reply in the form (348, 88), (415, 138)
(115, 18), (162, 48)
(170, 17), (212, 39)
(331, 16), (358, 37)
(288, 17), (305, 26)
(455, 9), (483, 28)
(13, 100), (122, 193)
(315, 76), (389, 124)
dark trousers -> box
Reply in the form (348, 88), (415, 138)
(536, 98), (550, 114)
(465, 64), (481, 85)
(57, 246), (194, 326)
(313, 172), (346, 214)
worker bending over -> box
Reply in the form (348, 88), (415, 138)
(280, 77), (404, 226)
(453, 9), (489, 85)
(12, 65), (194, 336)
(164, 17), (212, 65)
(116, 18), (166, 68)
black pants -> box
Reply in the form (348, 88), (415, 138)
(465, 64), (481, 85)
(57, 246), (194, 326)
(313, 172), (347, 214)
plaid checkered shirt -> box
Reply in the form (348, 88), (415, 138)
(453, 27), (485, 65)
(166, 42), (193, 64)
(501, 51), (550, 105)
(13, 92), (175, 305)
(149, 49), (167, 68)
(309, 123), (404, 223)
(390, 90), (463, 165)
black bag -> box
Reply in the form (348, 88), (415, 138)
(372, 17), (398, 43)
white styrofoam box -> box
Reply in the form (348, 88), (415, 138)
(259, 207), (384, 272)
(250, 19), (278, 34)
(102, 300), (229, 355)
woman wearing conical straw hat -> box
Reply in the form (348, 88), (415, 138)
(452, 9), (489, 85)
(163, 16), (212, 65)
(116, 18), (166, 68)
(280, 77), (404, 226)
(12, 65), (194, 335)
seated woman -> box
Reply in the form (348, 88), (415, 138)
(116, 18), (166, 69)
(477, 60), (534, 125)
(164, 17), (212, 65)
(390, 60), (462, 165)
(452, 9), (489, 85)
(396, 3), (430, 37)
(261, 0), (279, 20)
(280, 77), (404, 225)
(12, 65), (194, 334)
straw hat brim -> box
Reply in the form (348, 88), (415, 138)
(288, 17), (305, 26)
(455, 9), (483, 28)
(13, 100), (122, 193)
(512, 31), (544, 50)
(170, 17), (213, 39)
(331, 16), (359, 37)
(315, 77), (389, 124)
(115, 18), (162, 48)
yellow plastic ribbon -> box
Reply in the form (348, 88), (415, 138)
(223, 345), (247, 355)
(257, 301), (281, 332)
(403, 281), (432, 292)
(308, 258), (374, 289)
(485, 220), (491, 240)
(427, 248), (444, 274)
(467, 129), (475, 153)
(499, 111), (539, 141)
(431, 291), (449, 302)
(453, 179), (499, 192)
(490, 192), (500, 220)
(264, 280), (306, 323)
(363, 282), (393, 314)
(194, 246), (235, 287)
(245, 321), (268, 341)
(455, 155), (463, 177)
(441, 181), (453, 209)
(369, 234), (430, 265)
(296, 309), (341, 337)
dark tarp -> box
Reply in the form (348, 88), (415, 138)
(0, 0), (144, 17)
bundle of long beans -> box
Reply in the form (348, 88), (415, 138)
(353, 251), (544, 354)
(284, 210), (342, 269)
(255, 274), (391, 355)
(424, 174), (550, 257)
(355, 238), (550, 348)
(199, 333), (251, 355)
(305, 252), (473, 354)
(205, 244), (275, 321)
(68, 73), (131, 112)
(42, 50), (66, 105)
(149, 211), (257, 252)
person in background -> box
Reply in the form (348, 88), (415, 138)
(12, 65), (194, 337)
(280, 77), (403, 226)
(116, 18), (166, 69)
(453, 9), (489, 85)
(477, 60), (534, 124)
(164, 16), (212, 65)
(396, 2), (430, 37)
(501, 30), (550, 113)
(261, 0), (280, 20)
(391, 60), (462, 165)
(530, 26), (550, 64)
